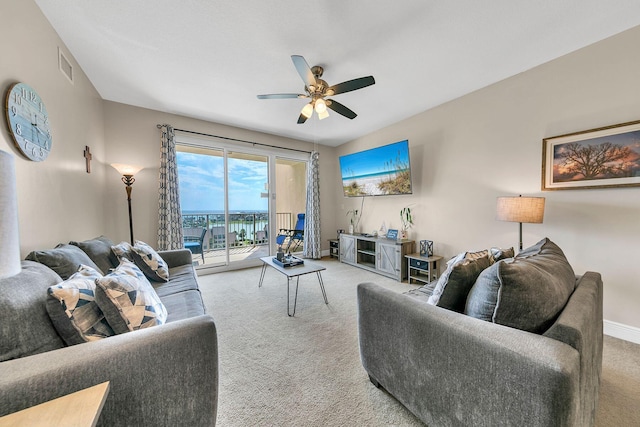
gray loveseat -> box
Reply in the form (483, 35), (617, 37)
(358, 238), (603, 427)
(0, 237), (218, 426)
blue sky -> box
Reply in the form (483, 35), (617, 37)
(339, 140), (410, 178)
(177, 152), (268, 212)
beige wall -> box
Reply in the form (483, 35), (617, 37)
(336, 26), (640, 329)
(1, 0), (107, 254)
(2, 0), (338, 259)
(102, 101), (337, 249)
(275, 161), (307, 228)
(4, 0), (638, 330)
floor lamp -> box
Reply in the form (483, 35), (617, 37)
(496, 195), (545, 251)
(112, 164), (144, 245)
(0, 150), (21, 279)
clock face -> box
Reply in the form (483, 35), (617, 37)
(5, 82), (52, 161)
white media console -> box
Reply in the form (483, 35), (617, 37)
(339, 233), (415, 282)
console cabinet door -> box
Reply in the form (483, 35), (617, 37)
(340, 234), (356, 264)
(376, 242), (400, 278)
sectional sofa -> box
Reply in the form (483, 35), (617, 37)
(0, 236), (218, 426)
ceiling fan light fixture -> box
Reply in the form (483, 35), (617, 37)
(315, 98), (327, 114)
(318, 109), (329, 120)
(301, 103), (314, 119)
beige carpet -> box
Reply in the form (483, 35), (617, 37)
(197, 258), (640, 426)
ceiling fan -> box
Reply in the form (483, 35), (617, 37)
(257, 55), (375, 124)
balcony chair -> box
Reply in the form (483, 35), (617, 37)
(183, 227), (207, 263)
(276, 213), (305, 253)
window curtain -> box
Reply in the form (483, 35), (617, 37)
(303, 151), (321, 259)
(157, 124), (184, 250)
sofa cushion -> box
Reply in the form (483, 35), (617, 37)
(25, 244), (103, 279)
(46, 265), (115, 345)
(161, 290), (207, 323)
(70, 236), (119, 275)
(426, 251), (491, 312)
(465, 238), (576, 333)
(153, 264), (200, 298)
(0, 261), (65, 361)
(95, 260), (168, 334)
(404, 285), (435, 302)
(131, 241), (169, 282)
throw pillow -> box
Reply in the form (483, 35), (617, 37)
(111, 241), (133, 261)
(46, 265), (115, 345)
(25, 244), (103, 279)
(465, 238), (576, 334)
(489, 246), (515, 264)
(70, 236), (119, 275)
(95, 259), (167, 334)
(131, 240), (169, 282)
(427, 251), (491, 312)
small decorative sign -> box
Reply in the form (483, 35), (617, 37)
(386, 229), (398, 240)
(420, 240), (434, 257)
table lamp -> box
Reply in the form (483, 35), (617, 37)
(496, 195), (545, 251)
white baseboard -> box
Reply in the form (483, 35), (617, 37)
(604, 320), (640, 344)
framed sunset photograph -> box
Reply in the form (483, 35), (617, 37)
(542, 120), (640, 190)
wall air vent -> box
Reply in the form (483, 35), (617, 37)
(58, 47), (74, 84)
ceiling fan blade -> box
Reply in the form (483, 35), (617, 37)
(327, 99), (357, 119)
(327, 76), (375, 96)
(291, 55), (317, 88)
(297, 113), (309, 124)
(257, 93), (307, 99)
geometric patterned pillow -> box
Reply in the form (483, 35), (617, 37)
(94, 259), (167, 334)
(131, 240), (169, 282)
(489, 246), (515, 264)
(111, 241), (133, 261)
(45, 264), (115, 345)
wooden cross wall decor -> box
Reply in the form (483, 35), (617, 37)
(84, 146), (92, 173)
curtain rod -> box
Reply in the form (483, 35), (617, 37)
(157, 125), (311, 154)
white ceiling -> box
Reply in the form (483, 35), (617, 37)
(35, 0), (640, 147)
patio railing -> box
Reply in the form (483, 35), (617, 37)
(182, 211), (293, 251)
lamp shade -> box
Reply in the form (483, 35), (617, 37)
(0, 150), (21, 279)
(300, 103), (314, 119)
(315, 98), (327, 114)
(111, 163), (143, 176)
(496, 196), (545, 224)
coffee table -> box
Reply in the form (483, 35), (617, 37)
(0, 381), (110, 427)
(258, 256), (328, 316)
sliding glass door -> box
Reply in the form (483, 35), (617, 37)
(274, 158), (307, 252)
(175, 133), (307, 271)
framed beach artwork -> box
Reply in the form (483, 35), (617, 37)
(339, 140), (413, 197)
(542, 120), (640, 190)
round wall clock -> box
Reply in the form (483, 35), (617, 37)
(5, 82), (52, 161)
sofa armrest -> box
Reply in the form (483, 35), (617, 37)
(357, 282), (580, 427)
(159, 249), (194, 268)
(0, 315), (218, 426)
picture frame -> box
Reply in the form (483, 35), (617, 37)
(542, 120), (640, 190)
(386, 229), (398, 240)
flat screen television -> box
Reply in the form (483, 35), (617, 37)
(339, 139), (412, 197)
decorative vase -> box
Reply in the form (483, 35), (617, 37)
(349, 224), (354, 234)
(399, 230), (408, 240)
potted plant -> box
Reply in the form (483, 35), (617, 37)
(399, 207), (413, 239)
(347, 209), (360, 234)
